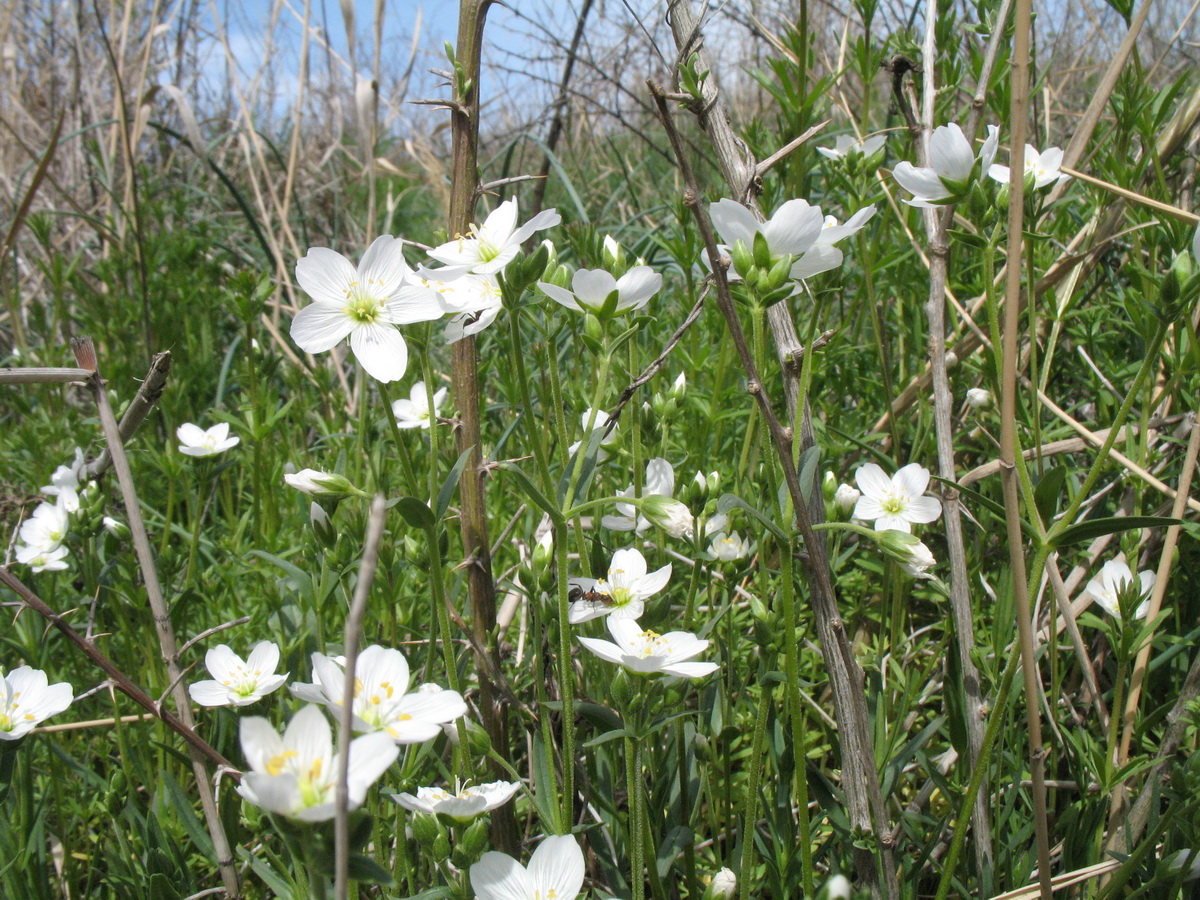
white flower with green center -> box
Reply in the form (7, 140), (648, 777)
(392, 779), (521, 821)
(602, 457), (680, 535)
(851, 463), (942, 533)
(392, 381), (448, 429)
(893, 123), (999, 207)
(292, 235), (444, 383)
(470, 834), (585, 900)
(988, 144), (1069, 189)
(19, 501), (70, 553)
(537, 265), (662, 316)
(578, 616), (718, 679)
(15, 543), (69, 573)
(428, 198), (560, 275)
(237, 704), (398, 822)
(413, 265), (505, 343)
(1086, 557), (1154, 621)
(289, 645), (466, 743)
(707, 531), (751, 562)
(188, 641), (288, 707)
(0, 666), (73, 740)
(176, 422), (240, 458)
(567, 547), (671, 624)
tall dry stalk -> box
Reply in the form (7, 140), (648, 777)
(446, 0), (519, 856)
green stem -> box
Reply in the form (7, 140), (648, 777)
(553, 525), (577, 829)
(780, 542), (815, 896)
(374, 380), (419, 496)
(508, 308), (554, 495)
(625, 734), (646, 900)
(737, 679), (772, 900)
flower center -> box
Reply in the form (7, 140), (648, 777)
(880, 492), (909, 516)
(344, 285), (385, 324)
(477, 241), (500, 263)
(298, 757), (331, 808)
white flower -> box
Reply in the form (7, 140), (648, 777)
(709, 198), (873, 283)
(19, 502), (70, 553)
(470, 834), (585, 900)
(567, 408), (618, 461)
(237, 704), (398, 822)
(188, 642), (288, 707)
(823, 874), (853, 900)
(292, 235), (444, 383)
(834, 483), (861, 512)
(568, 547), (671, 624)
(640, 495), (695, 538)
(16, 544), (70, 572)
(289, 645), (467, 743)
(579, 616), (718, 679)
(393, 780), (521, 821)
(40, 448), (85, 513)
(817, 134), (886, 161)
(0, 666), (73, 740)
(987, 144), (1068, 189)
(1086, 557), (1154, 621)
(710, 867), (738, 899)
(413, 266), (504, 343)
(966, 387), (992, 408)
(177, 422), (240, 458)
(602, 457), (679, 534)
(893, 123), (1000, 207)
(429, 199), (561, 275)
(538, 266), (662, 316)
(851, 463), (942, 533)
(708, 531), (751, 562)
(392, 381), (448, 429)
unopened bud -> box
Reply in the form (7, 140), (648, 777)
(730, 240), (754, 280)
(705, 867), (737, 900)
(641, 495), (694, 539)
(601, 234), (625, 272)
(670, 372), (687, 401)
(966, 387), (992, 409)
(411, 812), (441, 845)
(283, 468), (365, 501)
(823, 874), (853, 900)
(834, 483), (861, 513)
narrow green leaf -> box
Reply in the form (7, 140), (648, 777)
(395, 496), (436, 531)
(717, 492), (789, 542)
(436, 446), (475, 521)
(501, 463), (565, 526)
(1052, 515), (1182, 548)
(1033, 465), (1067, 526)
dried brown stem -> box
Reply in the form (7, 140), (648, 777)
(334, 495), (387, 900)
(447, 0), (518, 856)
(70, 336), (240, 898)
(84, 350), (172, 480)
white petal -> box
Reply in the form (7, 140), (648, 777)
(929, 123), (973, 181)
(176, 423), (207, 446)
(383, 283), (445, 325)
(892, 162), (950, 202)
(578, 636), (624, 665)
(662, 661), (720, 678)
(350, 324), (408, 383)
(538, 281), (583, 311)
(471, 851), (534, 900)
(291, 303), (355, 353)
(528, 835), (586, 900)
(854, 463), (893, 500)
(987, 164), (1011, 184)
(246, 641), (281, 676)
(709, 199), (760, 248)
(296, 247), (357, 305)
(790, 245), (843, 280)
(644, 458), (676, 496)
(204, 644), (243, 681)
(189, 681), (234, 707)
(903, 496), (942, 524)
(979, 124), (1000, 173)
(285, 705), (333, 769)
(477, 199), (519, 245)
(874, 516), (912, 533)
(763, 199), (824, 255)
(609, 547), (648, 581)
(615, 266), (662, 310)
(571, 268), (618, 306)
(511, 207), (562, 244)
(893, 463), (931, 496)
(345, 732), (400, 801)
(240, 716), (285, 774)
(356, 235), (411, 298)
(633, 563), (672, 598)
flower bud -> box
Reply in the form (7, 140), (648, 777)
(763, 255), (794, 293)
(458, 817), (491, 861)
(730, 240), (754, 280)
(532, 530), (553, 569)
(966, 387), (992, 409)
(584, 313), (604, 343)
(876, 530), (937, 577)
(310, 502), (337, 549)
(704, 867), (737, 900)
(102, 516), (130, 540)
(410, 811), (441, 846)
(431, 833), (451, 862)
(823, 874), (853, 900)
(283, 468), (365, 501)
(752, 231), (773, 269)
(601, 234), (625, 272)
(641, 495), (694, 539)
(834, 483), (860, 513)
(822, 470), (837, 501)
(670, 372), (687, 402)
(610, 668), (633, 708)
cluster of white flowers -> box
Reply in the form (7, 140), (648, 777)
(14, 448), (87, 573)
(601, 457), (694, 538)
(291, 199), (561, 383)
(834, 462), (943, 577)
